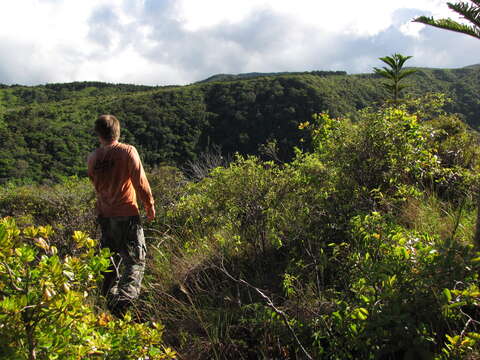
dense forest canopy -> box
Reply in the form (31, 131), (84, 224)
(2, 86), (480, 358)
(4, 0), (480, 357)
(3, 57), (480, 357)
(1, 65), (480, 183)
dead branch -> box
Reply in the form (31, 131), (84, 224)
(215, 261), (313, 360)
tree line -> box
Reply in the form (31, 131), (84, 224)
(1, 64), (480, 183)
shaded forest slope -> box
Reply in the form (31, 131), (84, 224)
(1, 65), (479, 182)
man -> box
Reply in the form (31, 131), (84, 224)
(87, 114), (155, 316)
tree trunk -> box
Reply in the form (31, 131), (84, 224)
(26, 323), (37, 360)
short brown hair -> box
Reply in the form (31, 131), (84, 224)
(95, 114), (120, 141)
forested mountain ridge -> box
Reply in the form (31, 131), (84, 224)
(196, 70), (348, 83)
(1, 64), (480, 182)
(3, 65), (480, 358)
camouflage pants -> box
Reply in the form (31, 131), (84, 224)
(97, 215), (146, 315)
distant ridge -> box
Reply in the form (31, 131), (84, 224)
(196, 70), (348, 84)
(1, 63), (480, 182)
(462, 63), (480, 69)
(198, 64), (480, 84)
(402, 63), (480, 71)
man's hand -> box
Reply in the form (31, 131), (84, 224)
(146, 206), (156, 222)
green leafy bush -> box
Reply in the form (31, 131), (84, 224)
(0, 217), (176, 359)
(310, 211), (476, 359)
(4, 92), (480, 358)
(141, 100), (480, 358)
(0, 177), (97, 255)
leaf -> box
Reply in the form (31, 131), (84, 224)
(0, 224), (7, 249)
(446, 334), (459, 345)
(38, 225), (54, 238)
(23, 226), (38, 238)
(0, 224), (6, 241)
(63, 283), (70, 293)
(332, 311), (342, 321)
(351, 307), (368, 321)
(72, 231), (87, 247)
(149, 347), (162, 356)
(414, 16), (480, 40)
(86, 238), (95, 248)
(448, 301), (467, 309)
(98, 312), (112, 326)
(34, 237), (50, 251)
(163, 347), (177, 358)
(443, 288), (452, 302)
(468, 332), (480, 340)
(357, 307), (368, 320)
(15, 246), (36, 263)
(0, 297), (21, 312)
(43, 287), (53, 300)
(63, 270), (75, 280)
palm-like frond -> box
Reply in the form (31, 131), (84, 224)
(414, 16), (480, 39)
(397, 68), (417, 81)
(378, 54), (413, 72)
(373, 67), (395, 80)
(413, 1), (480, 40)
(374, 54), (416, 102)
(448, 1), (480, 28)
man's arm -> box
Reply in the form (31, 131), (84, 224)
(87, 152), (95, 181)
(128, 146), (155, 221)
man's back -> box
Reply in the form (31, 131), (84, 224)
(88, 142), (154, 218)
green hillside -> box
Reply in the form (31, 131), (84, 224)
(196, 70), (348, 83)
(2, 93), (480, 358)
(1, 65), (480, 182)
(2, 63), (480, 358)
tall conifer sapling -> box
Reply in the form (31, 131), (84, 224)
(373, 54), (416, 103)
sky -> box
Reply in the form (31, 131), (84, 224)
(0, 0), (479, 86)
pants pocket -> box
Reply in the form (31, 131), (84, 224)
(126, 219), (146, 262)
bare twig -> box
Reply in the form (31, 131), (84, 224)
(110, 256), (122, 279)
(1, 261), (24, 292)
(143, 226), (170, 235)
(215, 262), (313, 360)
(182, 145), (230, 181)
(459, 309), (480, 332)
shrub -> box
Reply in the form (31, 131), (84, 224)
(0, 217), (176, 360)
(147, 103), (480, 358)
(0, 177), (97, 255)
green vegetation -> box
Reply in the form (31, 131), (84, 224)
(2, 89), (480, 358)
(146, 97), (480, 359)
(197, 70), (348, 83)
(0, 218), (176, 359)
(2, 28), (480, 355)
(2, 64), (480, 183)
(374, 54), (417, 103)
(414, 0), (480, 40)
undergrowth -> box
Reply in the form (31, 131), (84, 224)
(2, 94), (480, 358)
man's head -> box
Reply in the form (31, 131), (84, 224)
(95, 114), (120, 142)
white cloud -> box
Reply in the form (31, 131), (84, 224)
(0, 0), (477, 85)
(176, 0), (452, 35)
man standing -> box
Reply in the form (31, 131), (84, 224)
(87, 114), (155, 316)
